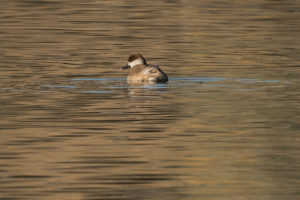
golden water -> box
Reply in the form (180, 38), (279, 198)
(1, 0), (300, 199)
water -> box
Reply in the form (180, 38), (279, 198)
(1, 0), (300, 200)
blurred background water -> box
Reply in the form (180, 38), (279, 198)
(0, 0), (300, 199)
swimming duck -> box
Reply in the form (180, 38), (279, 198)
(121, 53), (168, 83)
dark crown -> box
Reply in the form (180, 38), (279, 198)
(128, 53), (147, 64)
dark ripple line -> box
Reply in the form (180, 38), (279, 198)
(7, 175), (52, 179)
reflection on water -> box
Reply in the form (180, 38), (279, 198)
(1, 0), (300, 200)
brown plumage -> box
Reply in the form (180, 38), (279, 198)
(121, 53), (168, 83)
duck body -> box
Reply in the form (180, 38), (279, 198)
(121, 53), (168, 83)
(127, 64), (168, 83)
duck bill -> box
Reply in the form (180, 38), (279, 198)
(121, 64), (130, 70)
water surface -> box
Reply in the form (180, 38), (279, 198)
(0, 0), (300, 200)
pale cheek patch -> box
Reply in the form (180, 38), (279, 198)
(129, 59), (143, 67)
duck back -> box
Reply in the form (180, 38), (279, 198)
(127, 65), (168, 83)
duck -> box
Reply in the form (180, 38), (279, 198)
(121, 53), (168, 83)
